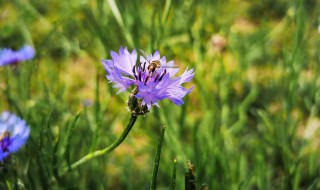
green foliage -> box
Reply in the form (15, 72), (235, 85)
(1, 0), (320, 189)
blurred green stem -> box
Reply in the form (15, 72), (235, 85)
(60, 114), (138, 175)
(107, 0), (134, 47)
(5, 179), (12, 190)
(171, 159), (177, 190)
(161, 0), (172, 25)
(150, 125), (166, 190)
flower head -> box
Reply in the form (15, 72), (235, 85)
(0, 112), (30, 161)
(0, 45), (35, 66)
(101, 47), (194, 112)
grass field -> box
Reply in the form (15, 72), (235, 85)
(1, 0), (320, 189)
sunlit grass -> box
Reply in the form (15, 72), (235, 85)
(1, 0), (320, 189)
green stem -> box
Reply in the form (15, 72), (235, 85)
(150, 125), (166, 190)
(5, 179), (12, 190)
(60, 114), (138, 175)
(171, 159), (177, 190)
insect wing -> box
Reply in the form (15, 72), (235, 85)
(162, 65), (179, 68)
(139, 49), (151, 64)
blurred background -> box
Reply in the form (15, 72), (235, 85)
(1, 0), (320, 189)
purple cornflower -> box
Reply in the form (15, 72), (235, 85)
(101, 47), (194, 110)
(0, 45), (35, 66)
(0, 112), (30, 161)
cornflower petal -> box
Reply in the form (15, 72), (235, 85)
(0, 150), (9, 161)
(135, 81), (167, 109)
(104, 62), (134, 93)
(0, 45), (35, 66)
(101, 47), (137, 93)
(18, 45), (36, 61)
(178, 68), (195, 85)
(110, 47), (137, 76)
(0, 112), (30, 161)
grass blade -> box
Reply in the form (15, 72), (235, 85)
(171, 158), (177, 190)
(64, 113), (81, 169)
(150, 125), (166, 190)
(185, 161), (196, 190)
(107, 0), (134, 47)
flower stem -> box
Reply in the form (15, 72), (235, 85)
(185, 161), (196, 190)
(60, 114), (138, 175)
(150, 125), (166, 190)
(171, 159), (177, 190)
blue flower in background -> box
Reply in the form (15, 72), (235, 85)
(0, 45), (35, 66)
(101, 47), (194, 109)
(0, 112), (30, 161)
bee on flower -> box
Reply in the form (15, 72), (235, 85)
(101, 47), (194, 115)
